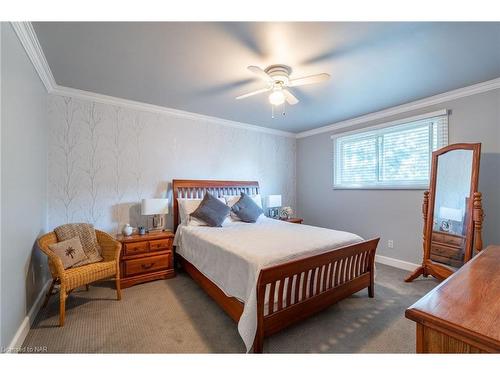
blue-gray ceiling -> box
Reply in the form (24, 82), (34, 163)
(33, 22), (500, 133)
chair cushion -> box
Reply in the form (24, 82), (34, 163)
(54, 223), (103, 265)
(48, 236), (89, 269)
(64, 261), (117, 290)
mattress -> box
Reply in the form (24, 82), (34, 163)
(174, 216), (363, 351)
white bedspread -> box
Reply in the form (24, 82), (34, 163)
(174, 217), (363, 351)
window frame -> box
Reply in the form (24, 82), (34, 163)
(332, 110), (449, 190)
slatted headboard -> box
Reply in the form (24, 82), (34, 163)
(172, 179), (260, 231)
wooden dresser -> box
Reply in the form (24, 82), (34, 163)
(116, 231), (175, 288)
(430, 231), (465, 268)
(406, 245), (500, 353)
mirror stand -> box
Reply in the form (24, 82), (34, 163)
(405, 143), (483, 282)
(473, 192), (484, 251)
(405, 191), (484, 282)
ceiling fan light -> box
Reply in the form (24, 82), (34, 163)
(269, 90), (285, 106)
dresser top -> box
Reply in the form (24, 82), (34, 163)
(406, 245), (500, 350)
(116, 230), (174, 243)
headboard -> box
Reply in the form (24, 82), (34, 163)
(172, 179), (260, 231)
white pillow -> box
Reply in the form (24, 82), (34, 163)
(177, 197), (229, 226)
(224, 194), (264, 221)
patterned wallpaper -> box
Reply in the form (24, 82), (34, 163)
(48, 95), (296, 234)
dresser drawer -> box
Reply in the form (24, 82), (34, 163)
(123, 241), (149, 255)
(432, 232), (464, 247)
(124, 253), (171, 276)
(431, 243), (464, 261)
(429, 253), (465, 269)
(149, 238), (172, 252)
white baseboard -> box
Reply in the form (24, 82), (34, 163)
(375, 254), (420, 271)
(5, 279), (51, 353)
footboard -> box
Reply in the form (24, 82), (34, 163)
(253, 238), (379, 353)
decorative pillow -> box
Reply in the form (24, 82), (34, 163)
(230, 193), (264, 223)
(225, 194), (263, 221)
(178, 199), (204, 225)
(190, 193), (231, 227)
(48, 236), (89, 269)
(54, 223), (103, 266)
(177, 197), (229, 226)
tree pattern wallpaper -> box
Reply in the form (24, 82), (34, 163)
(48, 95), (297, 234)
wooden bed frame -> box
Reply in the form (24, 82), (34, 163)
(173, 179), (380, 353)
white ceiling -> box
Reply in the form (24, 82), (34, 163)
(33, 22), (500, 133)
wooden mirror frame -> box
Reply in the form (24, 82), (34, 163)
(405, 143), (483, 282)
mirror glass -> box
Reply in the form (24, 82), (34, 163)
(431, 149), (473, 268)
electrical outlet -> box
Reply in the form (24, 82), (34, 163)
(388, 240), (394, 249)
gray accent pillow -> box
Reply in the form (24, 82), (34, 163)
(190, 193), (230, 227)
(231, 193), (264, 223)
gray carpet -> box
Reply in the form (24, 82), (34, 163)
(22, 263), (438, 353)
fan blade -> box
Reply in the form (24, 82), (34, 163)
(288, 73), (330, 87)
(283, 89), (299, 105)
(236, 87), (271, 100)
(248, 65), (273, 83)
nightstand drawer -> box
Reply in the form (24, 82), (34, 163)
(149, 238), (172, 251)
(432, 232), (464, 247)
(431, 243), (464, 261)
(123, 241), (149, 255)
(117, 231), (175, 288)
(124, 253), (171, 276)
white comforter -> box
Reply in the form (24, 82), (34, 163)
(174, 217), (363, 351)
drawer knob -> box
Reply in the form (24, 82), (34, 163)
(141, 263), (155, 269)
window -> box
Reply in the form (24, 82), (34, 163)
(333, 110), (448, 189)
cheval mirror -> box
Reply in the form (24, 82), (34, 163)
(405, 143), (484, 282)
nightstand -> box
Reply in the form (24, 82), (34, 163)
(116, 231), (175, 288)
(279, 217), (303, 224)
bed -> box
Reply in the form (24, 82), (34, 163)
(173, 179), (380, 353)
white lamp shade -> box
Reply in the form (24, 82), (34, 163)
(439, 206), (462, 222)
(141, 198), (169, 215)
(265, 195), (282, 208)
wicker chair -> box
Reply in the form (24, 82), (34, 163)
(37, 229), (122, 326)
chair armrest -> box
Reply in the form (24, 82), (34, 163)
(47, 252), (66, 279)
(37, 233), (66, 279)
(96, 230), (122, 262)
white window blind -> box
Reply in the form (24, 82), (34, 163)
(333, 111), (448, 189)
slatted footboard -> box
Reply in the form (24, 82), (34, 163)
(253, 238), (379, 353)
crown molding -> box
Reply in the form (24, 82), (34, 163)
(296, 77), (500, 139)
(13, 21), (500, 140)
(50, 84), (296, 138)
(10, 22), (56, 92)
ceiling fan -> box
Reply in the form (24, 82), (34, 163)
(236, 64), (330, 106)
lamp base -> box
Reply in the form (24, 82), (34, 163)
(147, 214), (165, 232)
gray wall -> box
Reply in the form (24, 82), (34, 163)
(297, 89), (500, 264)
(1, 23), (49, 349)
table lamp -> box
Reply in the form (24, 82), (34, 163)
(141, 198), (169, 232)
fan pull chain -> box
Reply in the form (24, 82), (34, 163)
(271, 102), (286, 119)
